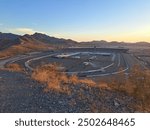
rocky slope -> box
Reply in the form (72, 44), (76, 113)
(0, 32), (77, 51)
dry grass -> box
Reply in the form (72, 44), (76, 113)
(80, 79), (96, 87)
(4, 63), (25, 72)
(31, 63), (150, 112)
(69, 75), (96, 87)
(31, 63), (96, 93)
(32, 63), (63, 91)
(69, 75), (79, 85)
(108, 65), (150, 112)
(0, 43), (48, 59)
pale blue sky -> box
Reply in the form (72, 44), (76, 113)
(0, 0), (150, 42)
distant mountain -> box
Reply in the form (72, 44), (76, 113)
(18, 34), (50, 47)
(0, 32), (78, 51)
(0, 32), (150, 52)
(32, 32), (77, 46)
(79, 40), (150, 48)
(0, 32), (19, 40)
(135, 42), (150, 46)
(0, 33), (53, 58)
(0, 32), (20, 50)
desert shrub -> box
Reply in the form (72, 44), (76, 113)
(0, 44), (48, 58)
(5, 63), (25, 72)
(80, 78), (96, 87)
(69, 75), (79, 85)
(31, 63), (96, 93)
(32, 63), (64, 91)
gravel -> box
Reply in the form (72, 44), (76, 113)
(0, 70), (136, 113)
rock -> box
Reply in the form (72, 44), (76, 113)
(114, 100), (120, 107)
(58, 101), (63, 104)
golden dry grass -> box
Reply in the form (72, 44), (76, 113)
(69, 75), (79, 85)
(80, 78), (96, 87)
(5, 63), (25, 72)
(31, 63), (150, 112)
(0, 43), (49, 59)
(31, 63), (97, 93)
(97, 81), (110, 89)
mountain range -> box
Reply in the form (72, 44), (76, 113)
(0, 32), (150, 51)
(0, 32), (78, 50)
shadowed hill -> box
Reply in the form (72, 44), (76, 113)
(32, 32), (77, 47)
(0, 33), (50, 58)
(0, 32), (78, 58)
(0, 32), (20, 50)
(0, 32), (19, 40)
(0, 32), (77, 51)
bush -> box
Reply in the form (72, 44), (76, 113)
(31, 63), (96, 93)
(5, 63), (25, 72)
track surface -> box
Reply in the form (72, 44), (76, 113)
(25, 48), (143, 77)
(0, 48), (144, 77)
(0, 48), (142, 77)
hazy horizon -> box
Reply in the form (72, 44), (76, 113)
(0, 0), (150, 42)
(1, 31), (150, 44)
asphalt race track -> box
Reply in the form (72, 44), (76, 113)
(0, 48), (146, 113)
(0, 48), (145, 78)
(17, 48), (145, 77)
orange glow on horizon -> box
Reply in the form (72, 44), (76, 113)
(54, 34), (150, 43)
(53, 25), (150, 43)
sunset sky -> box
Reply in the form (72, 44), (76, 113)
(0, 0), (150, 42)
